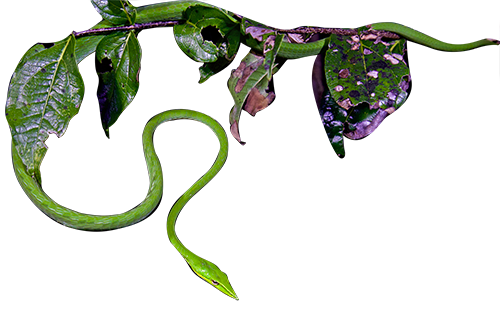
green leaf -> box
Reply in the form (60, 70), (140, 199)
(174, 5), (240, 65)
(318, 89), (348, 158)
(316, 27), (411, 157)
(227, 51), (284, 144)
(91, 0), (137, 25)
(95, 30), (141, 137)
(199, 26), (241, 83)
(263, 33), (284, 80)
(325, 27), (410, 110)
(175, 22), (218, 63)
(6, 34), (85, 183)
(320, 90), (389, 155)
(226, 26), (240, 59)
(344, 102), (383, 136)
(200, 57), (229, 84)
(75, 35), (105, 64)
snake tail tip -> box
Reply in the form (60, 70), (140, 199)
(487, 38), (500, 45)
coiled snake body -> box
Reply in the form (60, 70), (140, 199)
(12, 109), (237, 299)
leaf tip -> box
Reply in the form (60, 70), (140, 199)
(230, 122), (245, 145)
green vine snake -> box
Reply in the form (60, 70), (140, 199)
(12, 109), (238, 299)
(10, 0), (499, 300)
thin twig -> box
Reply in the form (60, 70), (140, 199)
(73, 20), (180, 38)
(73, 20), (401, 41)
(278, 26), (401, 39)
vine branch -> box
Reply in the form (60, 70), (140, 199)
(73, 21), (401, 40)
(73, 20), (180, 37)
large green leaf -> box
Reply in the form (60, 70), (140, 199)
(91, 0), (136, 25)
(95, 30), (141, 137)
(325, 27), (410, 110)
(6, 34), (85, 183)
(316, 27), (411, 157)
(174, 5), (240, 75)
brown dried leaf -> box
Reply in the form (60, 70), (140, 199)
(230, 119), (246, 145)
(245, 26), (275, 41)
(243, 86), (276, 116)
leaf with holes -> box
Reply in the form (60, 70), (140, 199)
(317, 27), (411, 157)
(325, 27), (410, 113)
(198, 25), (241, 83)
(6, 34), (85, 184)
(174, 5), (240, 66)
(95, 30), (141, 137)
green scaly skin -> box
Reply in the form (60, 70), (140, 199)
(12, 109), (237, 300)
(370, 22), (500, 51)
(11, 0), (499, 300)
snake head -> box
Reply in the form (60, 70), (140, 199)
(184, 256), (238, 300)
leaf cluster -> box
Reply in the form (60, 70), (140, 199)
(5, 0), (414, 183)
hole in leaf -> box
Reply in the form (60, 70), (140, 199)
(201, 26), (223, 46)
(97, 58), (113, 72)
(41, 42), (55, 49)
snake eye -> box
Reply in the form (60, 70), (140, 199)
(211, 280), (219, 286)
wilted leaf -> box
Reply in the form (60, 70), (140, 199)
(284, 29), (316, 44)
(95, 30), (141, 137)
(241, 18), (275, 42)
(243, 86), (276, 116)
(227, 50), (284, 144)
(6, 34), (85, 183)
